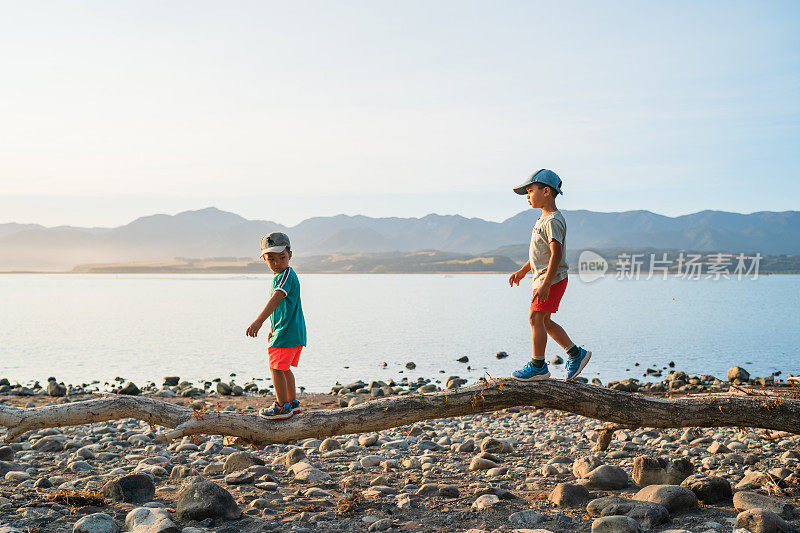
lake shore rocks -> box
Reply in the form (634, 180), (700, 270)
(0, 368), (798, 532)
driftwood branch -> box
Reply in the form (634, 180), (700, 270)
(1, 379), (798, 445)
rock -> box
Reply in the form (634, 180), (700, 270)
(457, 356), (469, 363)
(69, 460), (94, 473)
(222, 451), (264, 473)
(633, 484), (698, 513)
(118, 381), (140, 395)
(591, 516), (642, 533)
(47, 380), (67, 397)
(285, 448), (307, 467)
(360, 455), (384, 468)
(496, 351), (509, 359)
(587, 465), (629, 490)
(416, 483), (440, 496)
(587, 496), (669, 530)
(480, 436), (513, 453)
(224, 470), (255, 485)
(508, 510), (546, 527)
(33, 435), (65, 452)
(469, 457), (499, 471)
(359, 434), (379, 446)
(0, 461), (23, 477)
(456, 439), (475, 453)
(632, 457), (663, 486)
(662, 458), (693, 485)
(574, 456), (604, 478)
(736, 470), (772, 490)
(73, 513), (120, 533)
(680, 474), (732, 503)
(733, 491), (795, 520)
(0, 447), (13, 461)
(736, 508), (790, 533)
(175, 479), (241, 521)
(369, 518), (393, 532)
(289, 462), (331, 483)
(405, 362), (416, 369)
(216, 382), (232, 395)
(727, 366), (750, 382)
(101, 474), (155, 504)
(125, 507), (179, 533)
(438, 485), (460, 498)
(632, 456), (693, 486)
(170, 465), (196, 481)
(319, 438), (341, 451)
(708, 441), (731, 454)
(34, 477), (53, 489)
(163, 376), (180, 386)
(472, 494), (500, 510)
(549, 483), (591, 507)
(551, 354), (564, 365)
(5, 471), (30, 482)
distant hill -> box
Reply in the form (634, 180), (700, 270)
(1, 206), (798, 271)
(70, 251), (522, 274)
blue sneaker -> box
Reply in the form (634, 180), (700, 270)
(565, 347), (592, 381)
(290, 399), (302, 414)
(259, 401), (293, 420)
(512, 361), (551, 381)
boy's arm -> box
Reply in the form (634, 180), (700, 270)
(509, 260), (531, 286)
(246, 291), (286, 337)
(533, 241), (562, 302)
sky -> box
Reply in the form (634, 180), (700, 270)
(0, 1), (798, 227)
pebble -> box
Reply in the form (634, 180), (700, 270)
(736, 508), (790, 533)
(733, 491), (796, 520)
(472, 494), (500, 510)
(73, 513), (120, 533)
(633, 484), (699, 513)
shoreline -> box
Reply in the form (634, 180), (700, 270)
(0, 367), (798, 532)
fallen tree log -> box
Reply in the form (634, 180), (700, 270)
(0, 379), (798, 446)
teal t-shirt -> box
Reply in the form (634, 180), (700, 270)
(269, 267), (307, 348)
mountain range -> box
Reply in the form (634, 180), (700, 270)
(1, 207), (798, 271)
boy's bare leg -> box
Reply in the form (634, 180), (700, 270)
(529, 310), (548, 360)
(285, 370), (296, 403)
(270, 368), (288, 405)
(544, 315), (574, 350)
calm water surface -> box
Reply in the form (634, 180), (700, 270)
(0, 274), (797, 392)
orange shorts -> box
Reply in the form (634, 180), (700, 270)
(268, 346), (303, 371)
(530, 276), (568, 313)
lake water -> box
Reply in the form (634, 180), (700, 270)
(0, 274), (798, 393)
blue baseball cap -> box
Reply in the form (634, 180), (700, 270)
(513, 169), (563, 195)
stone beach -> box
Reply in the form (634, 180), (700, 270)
(0, 366), (798, 533)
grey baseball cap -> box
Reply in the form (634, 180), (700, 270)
(260, 232), (291, 256)
(513, 169), (563, 195)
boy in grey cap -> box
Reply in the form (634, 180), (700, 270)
(508, 169), (591, 381)
(246, 232), (307, 419)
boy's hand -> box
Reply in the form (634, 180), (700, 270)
(533, 282), (551, 303)
(267, 329), (273, 341)
(508, 270), (526, 286)
(246, 320), (264, 337)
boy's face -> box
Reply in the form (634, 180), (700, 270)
(526, 183), (549, 209)
(263, 249), (292, 273)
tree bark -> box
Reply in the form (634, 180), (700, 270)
(1, 379), (798, 445)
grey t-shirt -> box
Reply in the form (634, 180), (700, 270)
(529, 210), (569, 286)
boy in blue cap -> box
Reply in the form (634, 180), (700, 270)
(507, 169), (591, 381)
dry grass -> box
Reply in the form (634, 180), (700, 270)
(335, 491), (366, 516)
(46, 490), (107, 507)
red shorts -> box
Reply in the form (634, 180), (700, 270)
(268, 346), (303, 371)
(530, 276), (568, 313)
